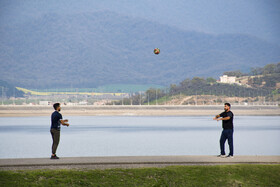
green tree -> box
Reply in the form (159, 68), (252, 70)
(263, 64), (276, 74)
(223, 70), (243, 77)
(206, 77), (217, 84)
(191, 77), (206, 85)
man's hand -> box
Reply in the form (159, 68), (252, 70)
(213, 117), (221, 121)
(63, 122), (70, 127)
(213, 115), (220, 120)
(60, 119), (70, 127)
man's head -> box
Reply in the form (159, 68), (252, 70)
(53, 103), (61, 111)
(224, 103), (231, 112)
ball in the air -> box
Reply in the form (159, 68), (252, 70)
(154, 48), (160, 55)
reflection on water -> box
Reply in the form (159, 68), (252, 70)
(0, 116), (279, 158)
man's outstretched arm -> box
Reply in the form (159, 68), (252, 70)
(60, 119), (69, 126)
(216, 116), (230, 121)
(213, 114), (231, 121)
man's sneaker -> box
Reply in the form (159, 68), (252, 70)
(50, 155), (60, 159)
(217, 154), (226, 158)
(227, 155), (234, 158)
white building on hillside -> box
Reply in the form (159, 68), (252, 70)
(219, 75), (236, 84)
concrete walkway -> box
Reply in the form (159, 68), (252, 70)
(1, 156), (279, 170)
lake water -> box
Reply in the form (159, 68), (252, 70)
(0, 116), (279, 158)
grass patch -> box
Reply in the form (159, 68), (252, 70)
(147, 95), (174, 105)
(1, 165), (280, 186)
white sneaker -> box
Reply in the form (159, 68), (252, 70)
(217, 154), (226, 158)
(227, 155), (234, 158)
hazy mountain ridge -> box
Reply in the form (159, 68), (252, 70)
(0, 11), (280, 88)
(1, 0), (279, 43)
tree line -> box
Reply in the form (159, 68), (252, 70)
(223, 62), (280, 89)
(112, 78), (273, 105)
(113, 62), (280, 105)
(223, 62), (280, 77)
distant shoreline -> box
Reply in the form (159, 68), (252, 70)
(0, 105), (279, 117)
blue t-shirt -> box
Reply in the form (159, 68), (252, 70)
(51, 111), (62, 130)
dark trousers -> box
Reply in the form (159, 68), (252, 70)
(220, 129), (234, 156)
(50, 128), (60, 155)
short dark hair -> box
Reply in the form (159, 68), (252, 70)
(225, 103), (231, 107)
(53, 103), (60, 110)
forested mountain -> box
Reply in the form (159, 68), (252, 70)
(1, 11), (280, 88)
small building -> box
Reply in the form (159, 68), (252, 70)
(78, 101), (88, 105)
(66, 102), (78, 106)
(39, 101), (51, 105)
(219, 75), (236, 84)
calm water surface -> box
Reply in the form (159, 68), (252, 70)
(0, 116), (279, 158)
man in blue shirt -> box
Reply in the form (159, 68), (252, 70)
(50, 103), (69, 159)
(213, 103), (234, 158)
